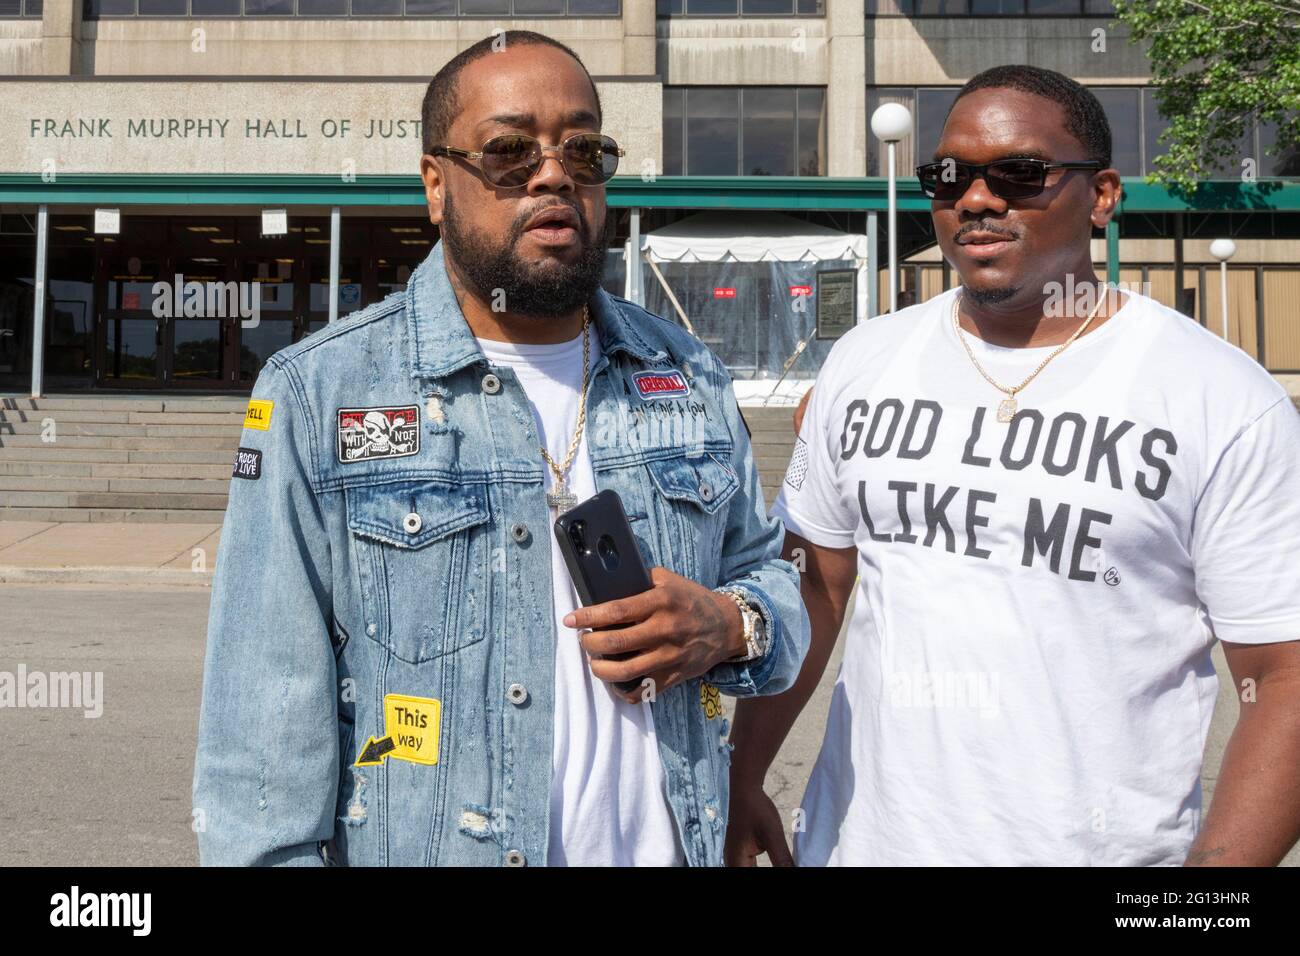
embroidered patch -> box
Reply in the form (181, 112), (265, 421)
(337, 405), (420, 463)
(784, 436), (810, 491)
(700, 682), (724, 720)
(243, 399), (273, 431)
(633, 369), (690, 400)
(231, 447), (262, 481)
(354, 693), (442, 767)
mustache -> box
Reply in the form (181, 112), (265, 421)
(953, 222), (1019, 243)
(516, 201), (585, 234)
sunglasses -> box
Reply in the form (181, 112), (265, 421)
(430, 132), (626, 188)
(915, 158), (1104, 201)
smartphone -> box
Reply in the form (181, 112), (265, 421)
(554, 489), (653, 695)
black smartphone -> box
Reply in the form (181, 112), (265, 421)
(554, 489), (653, 695)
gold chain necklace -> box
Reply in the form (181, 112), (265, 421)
(541, 304), (590, 514)
(952, 290), (1106, 423)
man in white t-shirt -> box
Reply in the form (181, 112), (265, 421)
(726, 65), (1300, 867)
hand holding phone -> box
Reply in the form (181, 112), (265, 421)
(553, 490), (653, 695)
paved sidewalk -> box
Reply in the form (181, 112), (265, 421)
(0, 520), (220, 586)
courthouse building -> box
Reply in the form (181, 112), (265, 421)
(1, 1), (1298, 400)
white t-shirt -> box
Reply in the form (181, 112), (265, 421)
(476, 328), (684, 867)
(771, 286), (1300, 866)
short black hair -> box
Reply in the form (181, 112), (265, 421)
(421, 30), (603, 156)
(951, 65), (1112, 168)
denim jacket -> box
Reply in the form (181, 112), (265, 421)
(192, 239), (809, 866)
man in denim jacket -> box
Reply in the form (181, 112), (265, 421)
(192, 30), (808, 866)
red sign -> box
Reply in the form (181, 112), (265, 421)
(122, 292), (140, 310)
(789, 285), (812, 296)
(713, 287), (736, 298)
(633, 370), (691, 399)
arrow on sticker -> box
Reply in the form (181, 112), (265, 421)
(354, 735), (397, 766)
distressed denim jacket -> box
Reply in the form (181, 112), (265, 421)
(192, 239), (809, 867)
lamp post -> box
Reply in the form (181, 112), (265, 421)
(871, 103), (913, 314)
(1208, 238), (1237, 342)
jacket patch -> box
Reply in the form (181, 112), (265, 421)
(700, 682), (724, 720)
(354, 693), (442, 767)
(633, 369), (690, 401)
(337, 405), (420, 463)
(231, 447), (262, 481)
(243, 399), (273, 431)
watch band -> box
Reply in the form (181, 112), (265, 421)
(719, 587), (765, 663)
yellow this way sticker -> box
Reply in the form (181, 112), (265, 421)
(244, 399), (274, 431)
(354, 693), (442, 767)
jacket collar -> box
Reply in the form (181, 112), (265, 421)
(407, 238), (665, 379)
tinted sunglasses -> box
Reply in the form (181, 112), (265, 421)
(430, 132), (626, 188)
(916, 158), (1104, 200)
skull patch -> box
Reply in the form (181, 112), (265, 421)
(337, 405), (420, 463)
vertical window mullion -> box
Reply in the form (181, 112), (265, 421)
(737, 87), (745, 176)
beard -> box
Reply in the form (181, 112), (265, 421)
(962, 283), (1020, 307)
(439, 189), (611, 318)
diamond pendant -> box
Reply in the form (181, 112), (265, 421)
(996, 397), (1018, 423)
(546, 480), (578, 515)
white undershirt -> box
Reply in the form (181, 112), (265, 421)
(475, 328), (684, 867)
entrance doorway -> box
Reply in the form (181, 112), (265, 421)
(92, 215), (437, 390)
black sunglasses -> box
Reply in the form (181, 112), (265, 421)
(430, 132), (626, 188)
(916, 158), (1104, 200)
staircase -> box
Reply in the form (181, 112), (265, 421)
(0, 394), (243, 522)
(0, 394), (801, 524)
(740, 404), (799, 507)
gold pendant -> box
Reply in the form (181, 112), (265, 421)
(997, 397), (1018, 423)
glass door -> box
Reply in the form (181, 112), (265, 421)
(167, 218), (238, 388)
(101, 251), (166, 388)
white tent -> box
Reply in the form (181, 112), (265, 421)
(622, 211), (870, 402)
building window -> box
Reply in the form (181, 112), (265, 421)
(0, 0), (43, 15)
(865, 0), (1115, 14)
(84, 0), (617, 14)
(656, 0), (823, 14)
(663, 87), (826, 176)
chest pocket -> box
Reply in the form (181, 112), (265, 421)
(644, 451), (738, 584)
(346, 479), (491, 664)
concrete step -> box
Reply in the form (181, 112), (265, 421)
(0, 421), (242, 437)
(114, 436), (239, 451)
(127, 449), (239, 465)
(93, 463), (232, 480)
(0, 506), (229, 523)
(0, 394), (249, 414)
(0, 445), (131, 462)
(0, 409), (247, 426)
(0, 395), (166, 413)
(0, 490), (229, 510)
(0, 462), (231, 480)
(103, 477), (232, 495)
(0, 461), (95, 477)
(129, 412), (248, 426)
(0, 434), (238, 450)
(0, 408), (136, 425)
(0, 477), (111, 492)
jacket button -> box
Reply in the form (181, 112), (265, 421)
(504, 849), (526, 867)
(511, 522), (529, 543)
(507, 683), (528, 705)
(402, 512), (422, 534)
(481, 373), (501, 395)
(699, 482), (714, 502)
